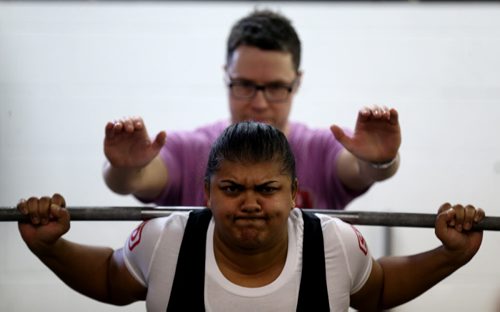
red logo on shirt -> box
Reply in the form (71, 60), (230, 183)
(351, 225), (368, 256)
(128, 221), (148, 251)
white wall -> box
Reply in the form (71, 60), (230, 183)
(1, 2), (500, 311)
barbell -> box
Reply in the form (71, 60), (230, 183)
(1, 206), (499, 230)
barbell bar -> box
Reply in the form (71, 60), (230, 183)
(1, 206), (499, 231)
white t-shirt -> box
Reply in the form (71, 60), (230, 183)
(123, 209), (372, 311)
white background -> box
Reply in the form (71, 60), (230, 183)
(1, 1), (500, 311)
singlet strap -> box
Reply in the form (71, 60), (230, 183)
(297, 210), (330, 311)
(166, 209), (212, 312)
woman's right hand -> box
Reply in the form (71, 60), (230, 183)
(17, 193), (70, 254)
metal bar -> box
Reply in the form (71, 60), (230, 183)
(1, 206), (499, 231)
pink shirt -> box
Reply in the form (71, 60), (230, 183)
(146, 120), (365, 209)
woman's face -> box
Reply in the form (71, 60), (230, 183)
(205, 159), (297, 252)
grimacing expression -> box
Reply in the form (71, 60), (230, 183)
(225, 46), (301, 135)
(205, 159), (297, 252)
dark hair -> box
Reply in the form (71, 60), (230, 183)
(204, 121), (296, 184)
(226, 9), (301, 72)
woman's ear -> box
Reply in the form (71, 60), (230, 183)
(291, 178), (298, 208)
(204, 181), (211, 208)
